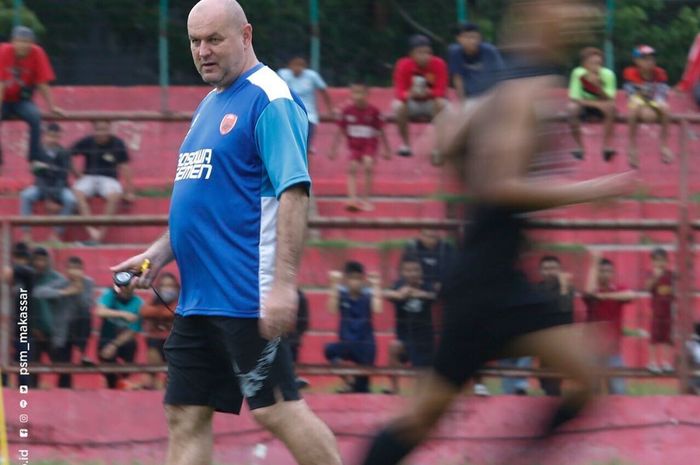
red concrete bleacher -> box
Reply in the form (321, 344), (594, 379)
(2, 86), (699, 388)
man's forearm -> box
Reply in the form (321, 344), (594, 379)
(148, 230), (175, 268)
(274, 186), (309, 285)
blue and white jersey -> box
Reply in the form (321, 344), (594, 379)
(169, 64), (310, 318)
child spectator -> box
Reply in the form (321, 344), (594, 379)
(324, 262), (382, 393)
(568, 47), (617, 161)
(330, 82), (391, 211)
(392, 35), (448, 157)
(277, 55), (335, 154)
(583, 253), (635, 394)
(384, 256), (436, 394)
(20, 123), (76, 243)
(645, 248), (675, 374)
(96, 284), (143, 389)
(139, 272), (178, 389)
(623, 45), (673, 168)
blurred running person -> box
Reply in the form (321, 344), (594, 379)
(330, 82), (390, 211)
(111, 2), (341, 465)
(360, 3), (635, 465)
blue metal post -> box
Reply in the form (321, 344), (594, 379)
(159, 0), (170, 113)
(309, 0), (320, 71)
(456, 0), (468, 23)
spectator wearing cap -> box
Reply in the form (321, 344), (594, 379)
(623, 45), (672, 168)
(0, 26), (63, 170)
(447, 22), (504, 101)
(568, 47), (617, 162)
(19, 122), (76, 243)
(392, 35), (448, 157)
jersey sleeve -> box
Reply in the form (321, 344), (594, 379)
(0, 46), (11, 81)
(310, 70), (328, 90)
(114, 138), (130, 163)
(447, 44), (462, 76)
(373, 107), (384, 130)
(97, 289), (113, 307)
(70, 137), (88, 156)
(430, 58), (449, 98)
(602, 68), (617, 99)
(568, 67), (585, 100)
(393, 59), (412, 101)
(34, 47), (56, 84)
(255, 98), (311, 198)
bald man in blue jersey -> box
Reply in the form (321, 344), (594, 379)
(111, 1), (342, 464)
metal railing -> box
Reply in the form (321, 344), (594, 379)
(0, 115), (697, 392)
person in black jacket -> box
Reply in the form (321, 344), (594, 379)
(19, 123), (76, 243)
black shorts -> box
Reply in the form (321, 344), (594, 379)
(397, 337), (434, 367)
(163, 315), (300, 414)
(433, 272), (570, 387)
(580, 106), (605, 121)
(324, 340), (376, 365)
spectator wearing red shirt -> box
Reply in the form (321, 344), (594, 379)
(392, 35), (448, 157)
(330, 83), (390, 211)
(583, 254), (635, 394)
(645, 248), (675, 374)
(0, 26), (63, 168)
(623, 45), (672, 168)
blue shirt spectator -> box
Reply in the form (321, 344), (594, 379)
(448, 23), (504, 99)
(338, 286), (374, 342)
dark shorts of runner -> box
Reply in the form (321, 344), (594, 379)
(433, 272), (570, 387)
(164, 315), (300, 414)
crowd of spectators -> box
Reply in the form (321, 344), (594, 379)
(0, 23), (697, 394)
(2, 242), (176, 390)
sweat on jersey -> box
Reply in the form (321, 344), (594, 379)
(169, 64), (311, 318)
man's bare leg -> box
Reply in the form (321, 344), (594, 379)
(165, 405), (214, 465)
(252, 399), (342, 465)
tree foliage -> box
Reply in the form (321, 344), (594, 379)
(18, 1), (700, 85)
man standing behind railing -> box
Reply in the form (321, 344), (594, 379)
(0, 26), (63, 172)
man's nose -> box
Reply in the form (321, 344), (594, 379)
(197, 43), (211, 60)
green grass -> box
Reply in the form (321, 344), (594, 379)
(530, 242), (587, 254)
(135, 187), (172, 198)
